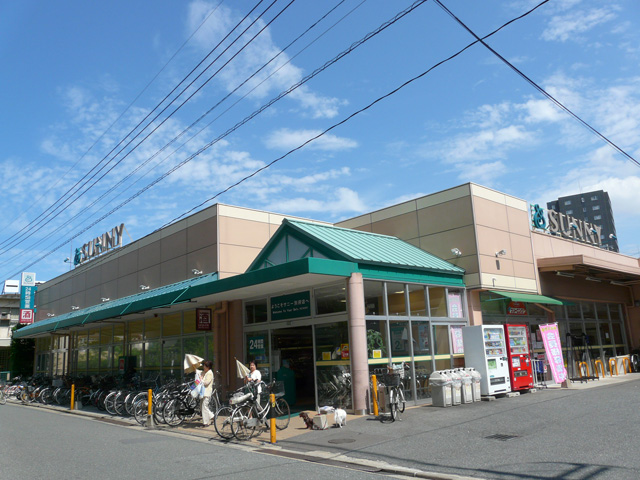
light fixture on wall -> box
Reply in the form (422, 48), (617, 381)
(191, 269), (203, 275)
(101, 297), (110, 302)
(585, 276), (602, 282)
(609, 234), (617, 240)
(140, 285), (150, 290)
(495, 249), (507, 257)
(71, 305), (80, 310)
(569, 222), (578, 229)
(64, 257), (71, 263)
(555, 272), (574, 278)
(47, 313), (55, 317)
(610, 280), (627, 286)
(451, 248), (462, 257)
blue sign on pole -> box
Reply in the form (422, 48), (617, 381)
(20, 285), (36, 310)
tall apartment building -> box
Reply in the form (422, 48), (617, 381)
(547, 190), (618, 252)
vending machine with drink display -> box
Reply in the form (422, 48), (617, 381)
(462, 325), (511, 396)
(504, 324), (534, 391)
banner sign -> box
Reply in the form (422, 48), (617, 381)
(21, 272), (36, 287)
(450, 325), (464, 354)
(248, 335), (266, 356)
(448, 292), (464, 318)
(539, 323), (567, 384)
(507, 301), (527, 316)
(19, 309), (34, 325)
(271, 291), (311, 320)
(74, 223), (125, 265)
(195, 308), (212, 331)
(20, 285), (36, 309)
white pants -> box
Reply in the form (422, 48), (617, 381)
(202, 396), (214, 425)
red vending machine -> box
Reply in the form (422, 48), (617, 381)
(504, 324), (534, 391)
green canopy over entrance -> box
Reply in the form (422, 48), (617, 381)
(487, 290), (564, 305)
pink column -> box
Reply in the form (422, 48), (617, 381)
(348, 272), (368, 415)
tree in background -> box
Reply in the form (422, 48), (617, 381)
(10, 324), (34, 378)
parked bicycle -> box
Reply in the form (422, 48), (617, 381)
(228, 381), (290, 440)
(374, 363), (408, 423)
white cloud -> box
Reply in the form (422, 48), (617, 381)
(519, 98), (565, 123)
(440, 125), (535, 163)
(265, 128), (358, 151)
(542, 7), (617, 42)
(264, 187), (367, 216)
(186, 1), (345, 118)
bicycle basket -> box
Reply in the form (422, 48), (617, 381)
(270, 380), (285, 398)
(380, 373), (401, 387)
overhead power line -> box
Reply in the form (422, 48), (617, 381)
(433, 0), (639, 168)
(5, 0), (429, 279)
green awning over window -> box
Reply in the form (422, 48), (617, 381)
(487, 291), (564, 306)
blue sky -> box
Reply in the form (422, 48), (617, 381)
(1, 0), (639, 283)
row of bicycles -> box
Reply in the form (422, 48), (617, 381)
(0, 373), (292, 441)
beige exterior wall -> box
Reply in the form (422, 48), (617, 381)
(36, 204), (330, 320)
(337, 183), (538, 293)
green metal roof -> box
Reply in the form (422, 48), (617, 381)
(249, 219), (465, 275)
(486, 290), (564, 306)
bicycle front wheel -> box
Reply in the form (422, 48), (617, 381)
(134, 399), (149, 426)
(231, 404), (256, 441)
(0, 391), (6, 405)
(274, 398), (290, 430)
(213, 406), (234, 440)
(398, 387), (406, 414)
(390, 388), (400, 422)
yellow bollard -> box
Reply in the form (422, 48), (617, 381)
(270, 393), (276, 444)
(70, 384), (75, 410)
(609, 358), (618, 376)
(371, 375), (379, 416)
(578, 361), (590, 378)
(148, 389), (153, 416)
(594, 360), (605, 378)
(622, 357), (631, 374)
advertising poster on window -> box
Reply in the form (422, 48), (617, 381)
(450, 325), (464, 354)
(539, 323), (567, 383)
(417, 324), (430, 352)
(447, 292), (463, 318)
(195, 308), (212, 331)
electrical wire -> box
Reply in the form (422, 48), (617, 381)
(0, 0), (266, 254)
(6, 0), (550, 279)
(433, 0), (639, 167)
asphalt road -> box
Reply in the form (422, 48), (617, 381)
(0, 403), (398, 480)
(280, 375), (640, 480)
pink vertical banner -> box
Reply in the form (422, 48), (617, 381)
(539, 324), (567, 383)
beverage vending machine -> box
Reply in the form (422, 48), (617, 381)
(462, 325), (511, 396)
(504, 324), (534, 391)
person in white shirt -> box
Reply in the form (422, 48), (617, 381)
(245, 360), (262, 404)
(201, 360), (214, 426)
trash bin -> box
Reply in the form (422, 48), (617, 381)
(467, 368), (482, 402)
(457, 368), (473, 404)
(448, 370), (462, 405)
(429, 370), (452, 407)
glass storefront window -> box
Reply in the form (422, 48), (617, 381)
(315, 322), (352, 410)
(129, 343), (143, 370)
(595, 303), (609, 320)
(366, 320), (388, 363)
(567, 304), (582, 320)
(408, 285), (426, 317)
(390, 321), (410, 358)
(245, 299), (268, 324)
(447, 290), (464, 318)
(77, 350), (87, 372)
(183, 336), (206, 362)
(364, 281), (385, 316)
(387, 283), (406, 316)
(100, 347), (111, 371)
(183, 310), (197, 334)
(163, 313), (182, 336)
(113, 324), (125, 344)
(145, 318), (161, 339)
(582, 303), (595, 320)
(245, 332), (270, 381)
(433, 324), (451, 370)
(88, 348), (99, 371)
(429, 287), (447, 317)
(162, 338), (181, 379)
(611, 322), (625, 354)
(412, 320), (432, 400)
(145, 340), (162, 373)
(113, 345), (123, 370)
(129, 320), (144, 342)
(88, 329), (100, 346)
(76, 332), (87, 349)
(314, 284), (347, 316)
(100, 326), (113, 345)
(609, 304), (621, 321)
(584, 322), (598, 350)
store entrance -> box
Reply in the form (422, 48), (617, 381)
(271, 326), (314, 410)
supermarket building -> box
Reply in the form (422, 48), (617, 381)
(15, 183), (640, 414)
